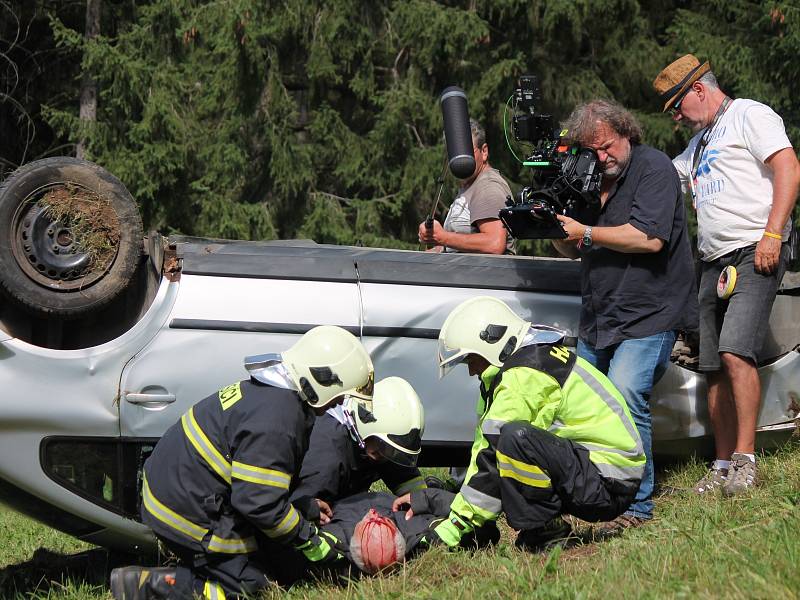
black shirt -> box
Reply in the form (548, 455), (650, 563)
(579, 143), (698, 349)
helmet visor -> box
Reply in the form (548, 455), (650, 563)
(437, 339), (468, 379)
(372, 436), (420, 468)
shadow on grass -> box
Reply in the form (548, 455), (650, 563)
(0, 547), (130, 597)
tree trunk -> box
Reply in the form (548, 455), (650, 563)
(77, 0), (100, 160)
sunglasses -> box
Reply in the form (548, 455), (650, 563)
(668, 90), (690, 116)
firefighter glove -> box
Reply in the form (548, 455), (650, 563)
(300, 528), (346, 564)
(432, 512), (474, 548)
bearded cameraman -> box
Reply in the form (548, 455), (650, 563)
(552, 99), (697, 536)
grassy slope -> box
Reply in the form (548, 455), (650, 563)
(1, 442), (799, 600)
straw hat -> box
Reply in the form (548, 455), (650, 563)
(653, 54), (711, 112)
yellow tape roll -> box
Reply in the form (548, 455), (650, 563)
(717, 265), (737, 299)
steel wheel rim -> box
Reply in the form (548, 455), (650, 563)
(9, 182), (119, 291)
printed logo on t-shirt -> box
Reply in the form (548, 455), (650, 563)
(696, 149), (720, 177)
(693, 148), (725, 209)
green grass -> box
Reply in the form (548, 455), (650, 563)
(2, 443), (800, 599)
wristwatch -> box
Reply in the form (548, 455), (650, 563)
(582, 226), (593, 248)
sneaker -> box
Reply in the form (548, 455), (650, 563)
(592, 513), (647, 540)
(110, 566), (177, 600)
(694, 466), (728, 494)
(723, 453), (757, 496)
(515, 517), (573, 552)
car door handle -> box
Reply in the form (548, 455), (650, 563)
(124, 392), (176, 405)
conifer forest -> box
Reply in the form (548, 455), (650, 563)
(1, 1), (798, 254)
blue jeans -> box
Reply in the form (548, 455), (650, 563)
(577, 331), (676, 519)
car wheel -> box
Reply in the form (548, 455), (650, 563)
(0, 157), (143, 318)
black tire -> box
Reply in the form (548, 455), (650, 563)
(0, 157), (143, 318)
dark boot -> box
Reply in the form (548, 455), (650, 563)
(515, 517), (573, 552)
(460, 520), (501, 548)
(110, 566), (177, 600)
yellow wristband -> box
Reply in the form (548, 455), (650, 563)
(763, 231), (782, 240)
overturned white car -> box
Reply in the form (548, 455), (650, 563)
(0, 158), (798, 553)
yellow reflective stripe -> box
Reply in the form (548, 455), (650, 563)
(182, 407), (232, 484)
(207, 535), (258, 554)
(203, 581), (226, 600)
(498, 466), (552, 488)
(496, 449), (551, 489)
(496, 449), (549, 477)
(394, 475), (427, 495)
(264, 505), (300, 539)
(231, 461), (291, 489)
(142, 475), (208, 542)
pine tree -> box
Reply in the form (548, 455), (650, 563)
(3, 1), (797, 253)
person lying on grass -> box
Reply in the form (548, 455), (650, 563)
(288, 487), (499, 582)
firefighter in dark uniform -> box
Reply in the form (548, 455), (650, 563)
(110, 325), (375, 600)
(291, 376), (427, 513)
(427, 296), (645, 550)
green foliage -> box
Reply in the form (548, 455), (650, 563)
(661, 1), (800, 153)
(1, 1), (798, 250)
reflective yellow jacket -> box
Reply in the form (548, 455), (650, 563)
(449, 343), (644, 530)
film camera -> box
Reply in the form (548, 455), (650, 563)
(499, 76), (602, 239)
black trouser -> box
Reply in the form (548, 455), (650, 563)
(159, 534), (302, 599)
(497, 422), (638, 531)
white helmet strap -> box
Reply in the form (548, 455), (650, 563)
(340, 402), (366, 449)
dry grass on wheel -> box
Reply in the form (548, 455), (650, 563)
(41, 184), (120, 274)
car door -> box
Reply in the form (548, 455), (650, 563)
(355, 250), (582, 454)
(118, 242), (362, 438)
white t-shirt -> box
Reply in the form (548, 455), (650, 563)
(672, 98), (792, 261)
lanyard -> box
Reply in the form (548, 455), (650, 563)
(689, 96), (731, 208)
(691, 96), (731, 180)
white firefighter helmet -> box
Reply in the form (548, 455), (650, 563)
(437, 296), (530, 378)
(281, 325), (374, 408)
(343, 377), (424, 467)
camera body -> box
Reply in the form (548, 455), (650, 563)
(500, 76), (602, 240)
(512, 76), (553, 145)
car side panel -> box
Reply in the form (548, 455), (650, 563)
(119, 274), (361, 437)
(358, 282), (581, 443)
(0, 278), (180, 551)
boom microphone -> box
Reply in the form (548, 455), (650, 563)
(440, 86), (476, 180)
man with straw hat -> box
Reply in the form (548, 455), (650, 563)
(654, 54), (800, 496)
